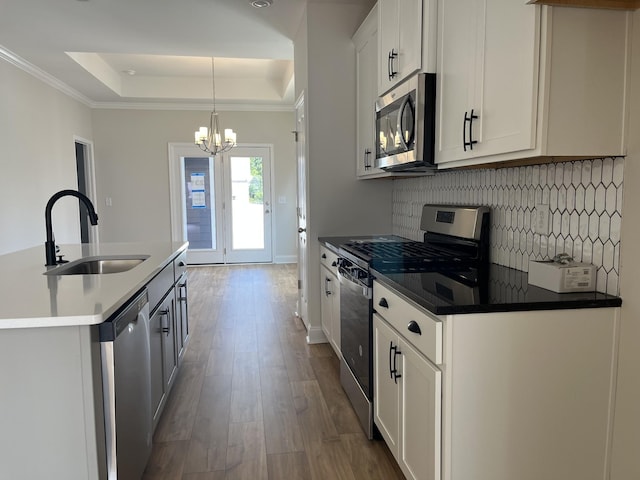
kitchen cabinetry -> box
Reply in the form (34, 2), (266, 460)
(373, 278), (620, 480)
(435, 2), (630, 168)
(378, 0), (426, 94)
(354, 4), (437, 180)
(373, 282), (442, 480)
(320, 245), (340, 354)
(148, 252), (189, 428)
(354, 5), (383, 178)
(174, 250), (189, 362)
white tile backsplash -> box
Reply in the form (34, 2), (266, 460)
(392, 158), (624, 295)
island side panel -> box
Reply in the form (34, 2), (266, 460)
(0, 325), (104, 480)
(443, 307), (619, 480)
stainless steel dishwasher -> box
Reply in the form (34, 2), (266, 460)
(99, 289), (152, 480)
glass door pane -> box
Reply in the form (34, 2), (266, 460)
(230, 155), (264, 250)
(224, 147), (272, 263)
(182, 156), (224, 264)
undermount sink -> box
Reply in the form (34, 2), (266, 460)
(44, 255), (149, 275)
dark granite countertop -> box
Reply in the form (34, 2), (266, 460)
(319, 235), (622, 315)
(373, 264), (621, 315)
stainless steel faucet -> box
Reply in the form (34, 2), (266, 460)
(45, 189), (99, 266)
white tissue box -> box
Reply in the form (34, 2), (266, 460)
(528, 260), (596, 293)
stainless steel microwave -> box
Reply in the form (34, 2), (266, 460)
(374, 73), (436, 171)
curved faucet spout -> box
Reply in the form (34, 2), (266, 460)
(45, 189), (99, 266)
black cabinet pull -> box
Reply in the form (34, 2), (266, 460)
(463, 109), (478, 151)
(159, 309), (170, 335)
(388, 49), (398, 80)
(378, 298), (389, 308)
(324, 276), (332, 296)
(322, 253), (327, 259)
(407, 321), (422, 335)
(179, 261), (185, 267)
(331, 261), (337, 267)
(388, 341), (394, 379)
(364, 148), (371, 170)
(392, 344), (402, 384)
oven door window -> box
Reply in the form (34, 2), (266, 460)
(376, 91), (415, 159)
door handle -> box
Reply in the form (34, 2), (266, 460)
(298, 227), (306, 233)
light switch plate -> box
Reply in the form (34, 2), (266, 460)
(534, 204), (550, 235)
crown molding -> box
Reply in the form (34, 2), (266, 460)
(90, 101), (295, 112)
(0, 45), (93, 107)
(0, 46), (295, 112)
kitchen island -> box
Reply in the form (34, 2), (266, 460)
(0, 241), (188, 480)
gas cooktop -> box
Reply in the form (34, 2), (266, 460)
(340, 205), (491, 275)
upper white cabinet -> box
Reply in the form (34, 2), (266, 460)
(378, 0), (436, 95)
(354, 5), (385, 178)
(435, 2), (630, 168)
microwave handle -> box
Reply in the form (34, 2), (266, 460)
(397, 95), (414, 150)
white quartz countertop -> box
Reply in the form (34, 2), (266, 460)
(0, 241), (188, 329)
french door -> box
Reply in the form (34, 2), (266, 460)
(169, 144), (273, 264)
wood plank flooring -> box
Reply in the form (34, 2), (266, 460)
(143, 264), (404, 480)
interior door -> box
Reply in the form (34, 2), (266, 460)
(295, 96), (308, 326)
(223, 146), (273, 263)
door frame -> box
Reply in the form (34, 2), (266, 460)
(73, 136), (99, 244)
(168, 142), (276, 264)
(223, 144), (274, 264)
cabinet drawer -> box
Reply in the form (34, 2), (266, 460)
(174, 250), (187, 282)
(373, 280), (442, 365)
(320, 245), (340, 272)
(148, 263), (174, 313)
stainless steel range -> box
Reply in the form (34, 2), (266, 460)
(336, 204), (491, 439)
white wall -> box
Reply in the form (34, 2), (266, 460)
(0, 60), (93, 256)
(295, 1), (394, 332)
(90, 109), (297, 261)
(611, 9), (640, 479)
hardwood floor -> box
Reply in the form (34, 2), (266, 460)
(143, 264), (404, 480)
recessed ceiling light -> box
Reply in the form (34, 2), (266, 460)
(251, 0), (273, 8)
(122, 69), (136, 76)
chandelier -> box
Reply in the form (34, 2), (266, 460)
(194, 57), (237, 155)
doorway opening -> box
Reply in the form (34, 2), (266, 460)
(169, 143), (273, 265)
(74, 138), (98, 244)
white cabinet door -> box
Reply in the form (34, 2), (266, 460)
(400, 337), (441, 480)
(436, 0), (539, 165)
(397, 0), (424, 84)
(320, 266), (333, 344)
(355, 6), (383, 178)
(373, 314), (400, 454)
(320, 264), (340, 354)
(378, 0), (423, 95)
(329, 276), (340, 354)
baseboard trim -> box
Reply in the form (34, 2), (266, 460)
(274, 255), (297, 264)
(306, 326), (328, 345)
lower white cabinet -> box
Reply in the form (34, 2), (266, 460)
(373, 278), (620, 480)
(374, 313), (441, 480)
(320, 263), (340, 355)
